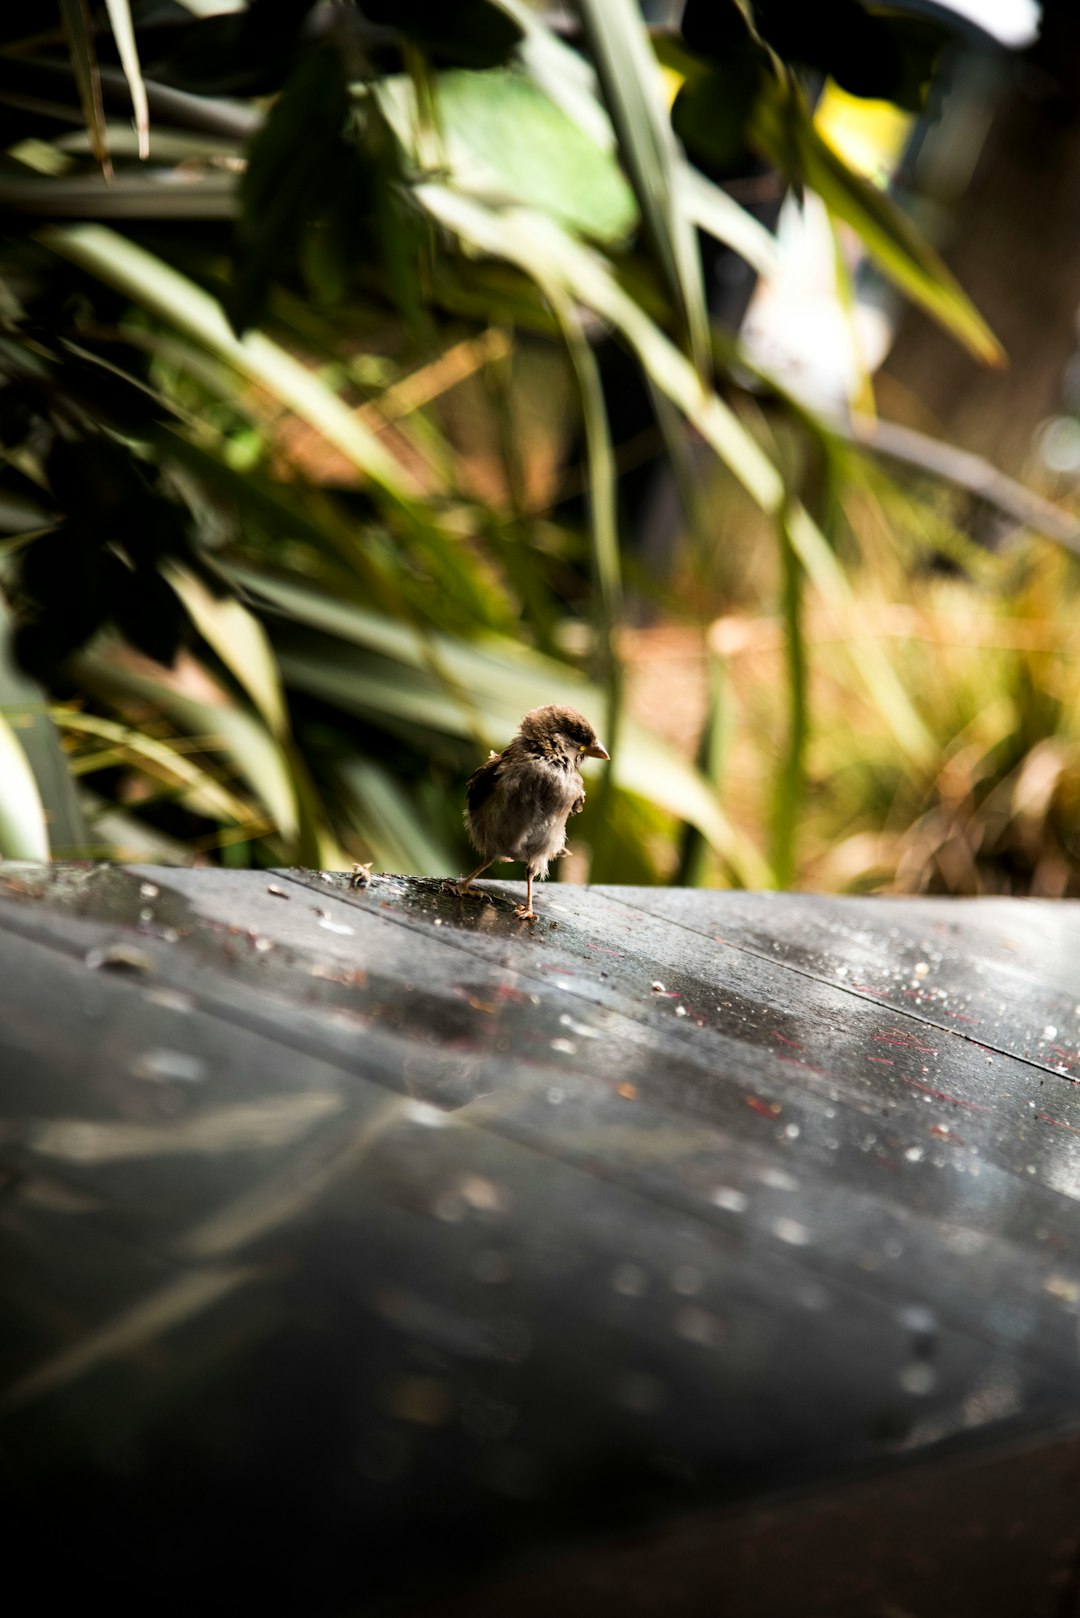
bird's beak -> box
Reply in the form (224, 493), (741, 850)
(585, 742), (610, 760)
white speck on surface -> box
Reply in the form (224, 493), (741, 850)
(139, 882), (160, 899)
(254, 936), (274, 953)
(674, 1306), (724, 1346)
(434, 918), (442, 926)
(651, 982), (665, 993)
(611, 1262), (649, 1297)
(550, 1038), (576, 1056)
(773, 1217), (811, 1247)
(406, 1101), (450, 1129)
(318, 914), (355, 936)
(904, 1145), (925, 1163)
(144, 986), (195, 1013)
(675, 1005), (688, 1018)
(131, 1048), (207, 1083)
(784, 1123), (801, 1140)
(670, 1264), (703, 1296)
(759, 1166), (799, 1192)
(460, 1175), (510, 1213)
(139, 906), (154, 923)
(898, 1305), (937, 1335)
(913, 961), (930, 977)
(899, 1363), (937, 1396)
(547, 1087), (565, 1105)
(1044, 1025), (1058, 1040)
(1045, 1275), (1080, 1304)
(711, 1186), (748, 1214)
(559, 1014), (600, 1039)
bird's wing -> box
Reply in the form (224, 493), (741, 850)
(465, 751), (505, 817)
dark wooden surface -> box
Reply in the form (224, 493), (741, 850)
(2, 862), (1080, 1616)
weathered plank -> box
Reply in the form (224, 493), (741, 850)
(1, 862), (1080, 1615)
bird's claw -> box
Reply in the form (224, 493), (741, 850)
(513, 904), (537, 921)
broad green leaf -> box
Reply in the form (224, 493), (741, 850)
(751, 84), (1005, 368)
(0, 709), (50, 860)
(166, 564), (290, 740)
(430, 70), (637, 244)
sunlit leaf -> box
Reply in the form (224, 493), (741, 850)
(74, 650), (305, 851)
(0, 594), (88, 855)
(578, 0), (710, 374)
(418, 184), (935, 764)
(233, 564), (767, 878)
(0, 707), (50, 860)
(35, 225), (426, 503)
(166, 564), (290, 740)
(103, 0), (150, 159)
(751, 82), (1005, 367)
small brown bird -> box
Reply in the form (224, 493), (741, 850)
(452, 705), (610, 920)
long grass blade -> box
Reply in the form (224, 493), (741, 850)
(35, 225), (424, 504)
(577, 0), (710, 376)
(0, 708), (50, 860)
(0, 596), (89, 856)
(771, 504), (808, 887)
(103, 0), (150, 159)
(419, 184), (935, 764)
(58, 0), (112, 181)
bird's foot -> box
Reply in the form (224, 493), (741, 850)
(513, 903), (538, 921)
(348, 862), (373, 891)
(444, 878), (495, 903)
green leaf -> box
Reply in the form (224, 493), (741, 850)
(750, 82), (1005, 368)
(58, 0), (112, 180)
(35, 225), (426, 505)
(431, 70), (637, 244)
(0, 595), (88, 856)
(103, 0), (149, 159)
(333, 754), (457, 875)
(0, 707), (50, 861)
(362, 0), (523, 70)
(416, 184), (935, 765)
(232, 564), (767, 879)
(230, 42), (350, 334)
(577, 0), (710, 375)
(165, 564), (290, 741)
(74, 649), (306, 853)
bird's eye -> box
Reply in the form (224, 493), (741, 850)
(578, 744), (586, 752)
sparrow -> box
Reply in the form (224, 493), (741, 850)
(451, 705), (610, 920)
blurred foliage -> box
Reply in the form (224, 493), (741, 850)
(0, 0), (1075, 894)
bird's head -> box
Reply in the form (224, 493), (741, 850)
(518, 705), (610, 762)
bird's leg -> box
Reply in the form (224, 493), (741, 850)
(514, 867), (537, 921)
(445, 859), (492, 898)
